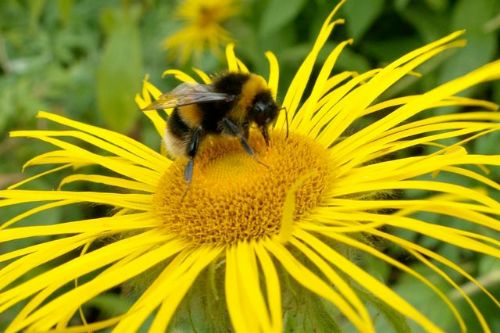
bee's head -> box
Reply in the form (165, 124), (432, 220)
(249, 91), (279, 145)
(250, 91), (279, 125)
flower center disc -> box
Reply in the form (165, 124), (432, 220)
(153, 131), (330, 245)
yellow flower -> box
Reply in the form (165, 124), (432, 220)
(1, 2), (500, 332)
(163, 0), (239, 65)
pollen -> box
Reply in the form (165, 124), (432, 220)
(153, 131), (331, 246)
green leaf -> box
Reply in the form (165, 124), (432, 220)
(27, 0), (47, 28)
(451, 0), (498, 30)
(493, 81), (500, 110)
(442, 0), (499, 86)
(443, 0), (499, 92)
(425, 0), (449, 12)
(478, 256), (500, 276)
(474, 130), (500, 182)
(350, 284), (411, 333)
(96, 7), (143, 134)
(437, 0), (499, 84)
(343, 0), (385, 40)
(397, 2), (449, 41)
(362, 37), (422, 64)
(88, 293), (134, 317)
(475, 130), (500, 155)
(57, 0), (74, 26)
(394, 264), (458, 332)
(364, 256), (391, 283)
(284, 291), (342, 333)
(438, 30), (497, 85)
(281, 271), (342, 332)
(394, 0), (411, 11)
(260, 0), (307, 36)
(450, 275), (500, 332)
(336, 47), (371, 72)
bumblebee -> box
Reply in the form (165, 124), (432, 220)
(142, 72), (280, 183)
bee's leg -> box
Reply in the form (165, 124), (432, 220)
(184, 127), (204, 183)
(222, 118), (268, 167)
(222, 118), (254, 156)
(242, 121), (250, 140)
(259, 125), (270, 146)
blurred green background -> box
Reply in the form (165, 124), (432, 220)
(0, 0), (499, 332)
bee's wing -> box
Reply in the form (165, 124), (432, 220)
(141, 83), (235, 111)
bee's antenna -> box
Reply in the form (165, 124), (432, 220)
(255, 156), (269, 169)
(280, 106), (289, 139)
(240, 135), (269, 169)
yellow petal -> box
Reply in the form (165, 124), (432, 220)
(235, 242), (272, 332)
(290, 237), (373, 330)
(410, 249), (489, 333)
(0, 190), (151, 212)
(8, 164), (71, 190)
(329, 59), (500, 159)
(265, 51), (279, 100)
(192, 67), (212, 83)
(291, 39), (353, 133)
(12, 236), (183, 332)
(0, 212), (159, 243)
(264, 238), (367, 332)
(225, 245), (258, 333)
(283, 11), (345, 119)
(296, 229), (447, 333)
(225, 43), (239, 72)
(162, 69), (197, 83)
(36, 112), (166, 167)
(59, 174), (155, 193)
(254, 243), (282, 333)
